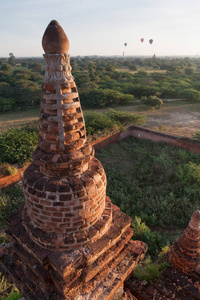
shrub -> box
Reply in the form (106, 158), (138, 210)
(0, 128), (38, 164)
(141, 95), (163, 108)
(81, 88), (134, 108)
(129, 64), (137, 71)
(178, 88), (200, 102)
(84, 112), (117, 135)
(84, 110), (145, 136)
(0, 97), (15, 112)
(135, 71), (148, 77)
(0, 183), (25, 226)
(133, 256), (169, 283)
(1, 63), (12, 72)
(106, 109), (145, 126)
(185, 67), (194, 75)
(4, 289), (22, 300)
(96, 137), (200, 232)
(0, 163), (18, 176)
(131, 216), (178, 258)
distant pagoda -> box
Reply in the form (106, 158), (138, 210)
(0, 20), (147, 299)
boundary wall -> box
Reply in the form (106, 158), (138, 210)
(2, 126), (200, 189)
(92, 125), (200, 155)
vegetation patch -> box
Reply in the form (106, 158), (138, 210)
(141, 95), (163, 108)
(0, 183), (25, 228)
(133, 256), (170, 284)
(0, 164), (18, 177)
(0, 127), (38, 165)
(96, 136), (200, 257)
(0, 183), (25, 298)
(0, 110), (144, 166)
(84, 109), (145, 136)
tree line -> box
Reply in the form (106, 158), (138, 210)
(1, 55), (200, 112)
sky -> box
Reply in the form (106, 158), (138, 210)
(1, 0), (200, 57)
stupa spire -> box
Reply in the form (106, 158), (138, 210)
(34, 20), (92, 177)
(23, 20), (108, 249)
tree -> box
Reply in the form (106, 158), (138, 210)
(185, 67), (194, 75)
(28, 62), (43, 73)
(8, 53), (16, 66)
(178, 89), (200, 102)
(0, 82), (13, 98)
(81, 88), (134, 108)
(0, 97), (15, 111)
(106, 64), (115, 72)
(142, 95), (163, 108)
(70, 59), (77, 72)
(89, 72), (100, 83)
(13, 80), (41, 107)
(13, 69), (31, 80)
(1, 63), (12, 71)
(129, 64), (137, 71)
(21, 62), (28, 67)
(79, 82), (98, 94)
(8, 56), (16, 66)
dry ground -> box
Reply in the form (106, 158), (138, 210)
(0, 101), (200, 139)
(143, 101), (200, 138)
(0, 108), (39, 132)
(92, 100), (200, 139)
(116, 67), (167, 74)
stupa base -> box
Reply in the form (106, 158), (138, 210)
(0, 202), (147, 300)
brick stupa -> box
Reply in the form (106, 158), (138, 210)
(124, 211), (200, 299)
(0, 20), (147, 300)
(169, 210), (200, 273)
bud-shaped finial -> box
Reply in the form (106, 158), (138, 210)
(189, 210), (200, 230)
(42, 20), (69, 54)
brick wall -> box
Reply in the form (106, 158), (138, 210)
(128, 125), (200, 155)
(92, 126), (200, 155)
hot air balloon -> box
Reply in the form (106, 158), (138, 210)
(124, 43), (127, 47)
(149, 39), (153, 45)
(140, 38), (144, 43)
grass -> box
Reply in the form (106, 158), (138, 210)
(133, 257), (170, 284)
(96, 136), (200, 256)
(0, 277), (22, 300)
(0, 101), (200, 294)
(0, 183), (25, 229)
(0, 183), (25, 297)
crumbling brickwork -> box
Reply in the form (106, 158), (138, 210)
(0, 20), (147, 299)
